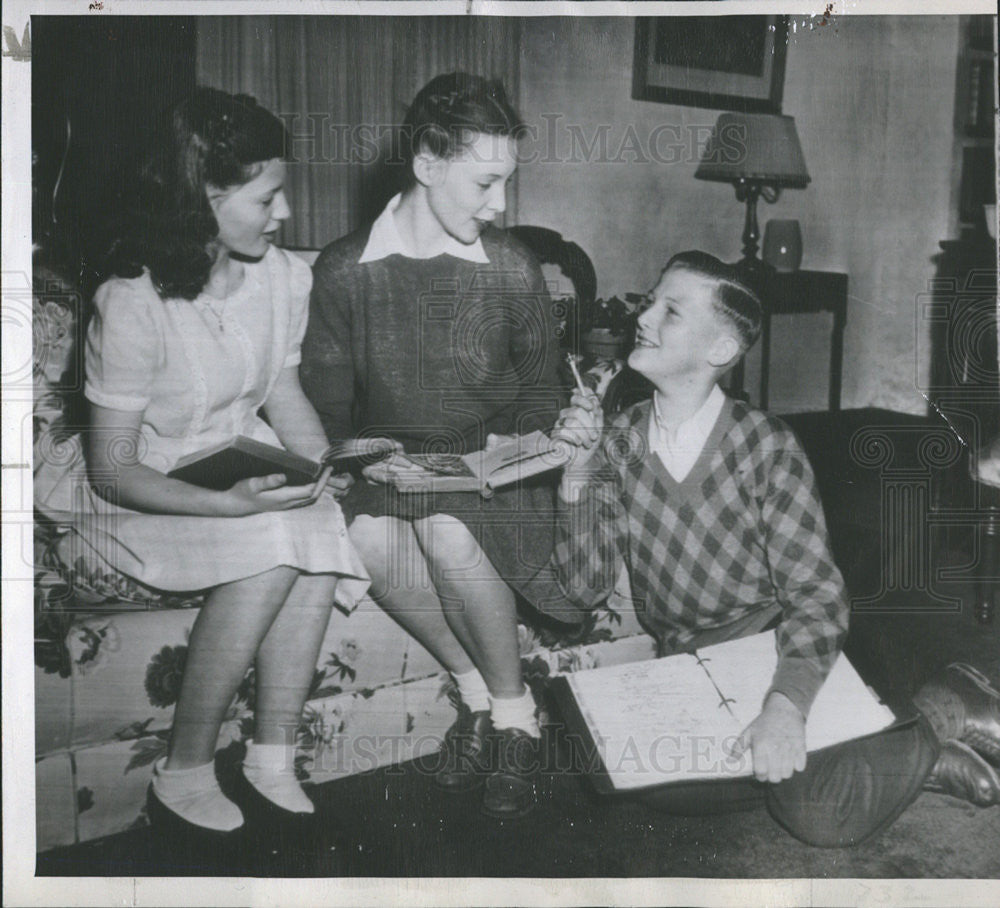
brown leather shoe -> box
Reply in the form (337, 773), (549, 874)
(481, 727), (538, 819)
(923, 739), (1000, 806)
(435, 705), (494, 793)
(913, 663), (1000, 764)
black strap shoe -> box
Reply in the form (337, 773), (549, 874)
(435, 705), (494, 793)
(481, 727), (539, 819)
(914, 662), (1000, 764)
(145, 784), (245, 871)
(228, 766), (317, 824)
(923, 739), (1000, 807)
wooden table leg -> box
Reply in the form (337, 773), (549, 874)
(976, 494), (998, 625)
(760, 309), (772, 411)
(830, 301), (846, 412)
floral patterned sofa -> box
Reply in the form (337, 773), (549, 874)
(32, 261), (652, 853)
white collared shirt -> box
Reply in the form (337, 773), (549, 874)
(648, 384), (726, 482)
(357, 193), (490, 264)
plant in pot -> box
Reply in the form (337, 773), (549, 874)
(580, 294), (643, 360)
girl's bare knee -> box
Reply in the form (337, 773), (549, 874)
(414, 514), (483, 567)
(350, 515), (427, 596)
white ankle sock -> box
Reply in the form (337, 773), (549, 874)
(490, 688), (540, 738)
(152, 758), (243, 831)
(452, 667), (491, 713)
(242, 740), (314, 814)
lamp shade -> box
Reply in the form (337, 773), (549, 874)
(696, 112), (811, 188)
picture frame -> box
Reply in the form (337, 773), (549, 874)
(633, 16), (789, 113)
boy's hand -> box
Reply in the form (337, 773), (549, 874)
(728, 691), (807, 783)
(552, 389), (604, 469)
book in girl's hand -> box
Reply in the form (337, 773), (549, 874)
(167, 435), (397, 491)
(370, 430), (572, 497)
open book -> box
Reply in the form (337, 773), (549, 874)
(550, 630), (902, 793)
(167, 436), (395, 491)
(374, 430), (572, 496)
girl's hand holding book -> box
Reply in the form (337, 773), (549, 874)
(223, 473), (323, 515)
(485, 432), (518, 450)
(321, 471), (355, 501)
(309, 464), (355, 501)
(360, 451), (425, 484)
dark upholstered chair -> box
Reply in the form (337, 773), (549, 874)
(507, 225), (597, 311)
(507, 225), (598, 357)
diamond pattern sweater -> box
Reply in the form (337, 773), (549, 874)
(554, 395), (849, 717)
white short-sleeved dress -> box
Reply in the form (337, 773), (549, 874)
(34, 246), (369, 608)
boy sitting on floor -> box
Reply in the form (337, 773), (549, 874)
(551, 251), (1000, 846)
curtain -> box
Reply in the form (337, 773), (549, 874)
(197, 16), (521, 249)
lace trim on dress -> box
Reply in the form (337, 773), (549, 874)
(183, 266), (258, 439)
(179, 316), (208, 440)
(226, 270), (261, 436)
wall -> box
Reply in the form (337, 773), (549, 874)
(517, 16), (961, 413)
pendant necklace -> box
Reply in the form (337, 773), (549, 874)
(202, 289), (228, 332)
(204, 298), (226, 332)
(205, 261), (241, 332)
(208, 300), (226, 334)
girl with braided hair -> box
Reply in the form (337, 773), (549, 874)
(302, 72), (570, 819)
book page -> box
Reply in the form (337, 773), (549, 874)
(565, 654), (747, 790)
(396, 452), (477, 477)
(389, 432), (565, 484)
(478, 431), (571, 487)
(691, 630), (897, 753)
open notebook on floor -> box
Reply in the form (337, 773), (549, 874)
(550, 630), (907, 793)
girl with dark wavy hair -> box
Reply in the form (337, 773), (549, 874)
(36, 87), (370, 846)
(301, 72), (568, 820)
(108, 88), (291, 300)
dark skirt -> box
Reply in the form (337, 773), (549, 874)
(341, 473), (581, 624)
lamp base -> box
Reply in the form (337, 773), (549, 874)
(734, 256), (773, 295)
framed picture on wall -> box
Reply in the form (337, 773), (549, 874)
(633, 16), (789, 112)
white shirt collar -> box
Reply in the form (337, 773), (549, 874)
(648, 384), (726, 482)
(358, 193), (490, 264)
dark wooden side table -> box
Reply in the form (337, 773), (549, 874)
(757, 269), (849, 412)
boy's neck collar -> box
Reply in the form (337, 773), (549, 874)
(651, 379), (721, 430)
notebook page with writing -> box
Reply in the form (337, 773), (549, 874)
(563, 653), (748, 790)
(561, 630), (898, 792)
(691, 630), (897, 753)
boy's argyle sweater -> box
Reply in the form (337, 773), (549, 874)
(553, 395), (849, 718)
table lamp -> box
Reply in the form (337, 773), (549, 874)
(695, 112), (810, 272)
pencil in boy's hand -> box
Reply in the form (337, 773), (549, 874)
(566, 352), (588, 396)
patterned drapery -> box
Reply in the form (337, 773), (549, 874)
(196, 16), (522, 249)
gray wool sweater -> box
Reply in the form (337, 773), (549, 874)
(300, 224), (567, 453)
